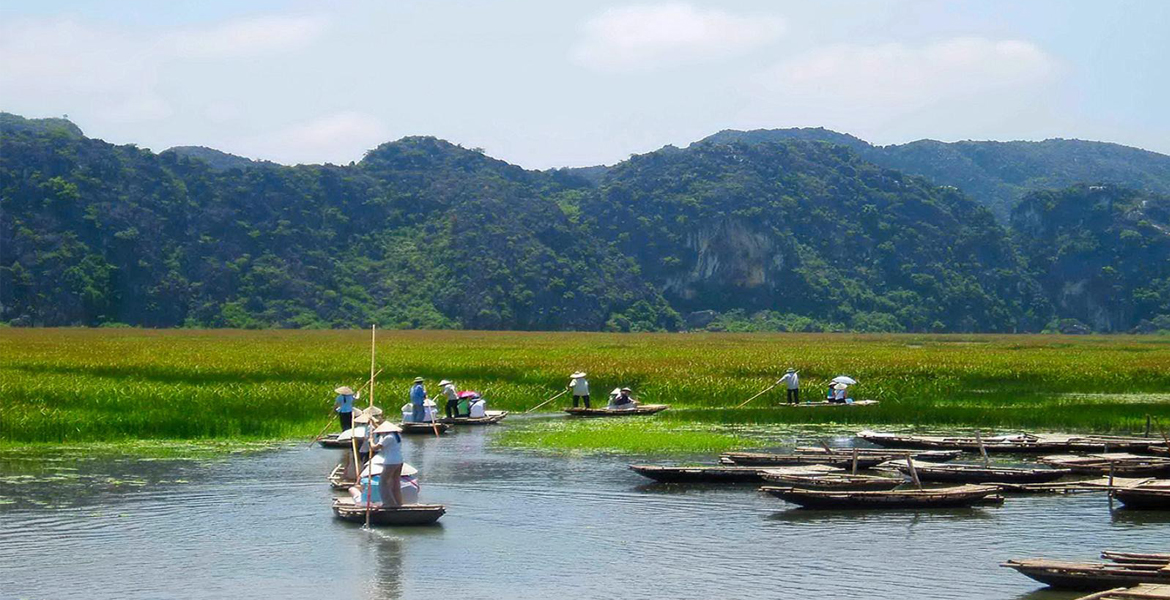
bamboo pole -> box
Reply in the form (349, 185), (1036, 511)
(906, 456), (922, 490)
(526, 389), (568, 413)
(365, 325), (376, 529)
(736, 378), (784, 409)
(1154, 417), (1170, 449)
(975, 430), (990, 468)
(851, 447), (859, 475)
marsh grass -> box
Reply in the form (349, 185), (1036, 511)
(2, 329), (1169, 450)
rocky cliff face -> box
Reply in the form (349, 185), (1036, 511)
(665, 218), (785, 300)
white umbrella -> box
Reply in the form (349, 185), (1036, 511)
(831, 376), (857, 386)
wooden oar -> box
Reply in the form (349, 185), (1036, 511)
(526, 389), (568, 413)
(366, 325), (376, 529)
(975, 429), (990, 468)
(906, 456), (922, 490)
(736, 380), (781, 409)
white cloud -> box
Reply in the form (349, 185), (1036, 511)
(239, 112), (390, 165)
(0, 13), (328, 125)
(168, 14), (328, 59)
(572, 3), (785, 71)
(756, 37), (1057, 109)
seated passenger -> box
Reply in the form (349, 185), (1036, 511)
(610, 387), (636, 409)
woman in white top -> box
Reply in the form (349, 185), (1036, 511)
(569, 371), (591, 408)
(373, 421), (404, 506)
(440, 379), (459, 419)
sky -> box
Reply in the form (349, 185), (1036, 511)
(1, 0), (1167, 169)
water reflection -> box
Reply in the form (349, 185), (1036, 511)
(2, 426), (1168, 600)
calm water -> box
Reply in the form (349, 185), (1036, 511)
(3, 420), (1169, 600)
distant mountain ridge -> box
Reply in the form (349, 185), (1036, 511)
(701, 128), (1170, 220)
(2, 112), (1169, 332)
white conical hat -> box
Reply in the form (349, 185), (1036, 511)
(571, 371), (586, 378)
(334, 386), (355, 395)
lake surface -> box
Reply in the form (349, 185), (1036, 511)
(3, 419), (1169, 600)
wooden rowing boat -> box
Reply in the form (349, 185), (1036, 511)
(882, 461), (1071, 484)
(1103, 552), (1170, 566)
(858, 431), (1162, 454)
(1039, 454), (1170, 477)
(762, 484), (1001, 509)
(781, 400), (880, 408)
(1075, 584), (1170, 600)
(720, 452), (888, 469)
(1002, 558), (1170, 591)
(793, 447), (962, 462)
(1113, 481), (1170, 510)
(760, 472), (903, 491)
(1150, 446), (1168, 456)
(328, 463), (354, 490)
(629, 464), (839, 484)
(1073, 584), (1170, 600)
(565, 404), (669, 417)
(439, 410), (508, 425)
(399, 422), (452, 435)
(331, 499), (445, 526)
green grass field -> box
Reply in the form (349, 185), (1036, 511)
(2, 329), (1169, 452)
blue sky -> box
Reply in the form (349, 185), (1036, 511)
(1, 0), (1166, 168)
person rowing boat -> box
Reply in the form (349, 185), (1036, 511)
(778, 368), (800, 405)
(569, 371), (591, 409)
(409, 376), (427, 423)
(333, 386), (358, 431)
(439, 379), (459, 419)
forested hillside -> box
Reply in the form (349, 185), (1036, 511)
(702, 129), (1170, 221)
(2, 113), (1168, 332)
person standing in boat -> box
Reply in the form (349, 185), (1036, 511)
(778, 368), (799, 405)
(334, 386), (357, 431)
(440, 379), (459, 419)
(569, 371), (590, 409)
(410, 377), (427, 423)
(373, 421), (404, 506)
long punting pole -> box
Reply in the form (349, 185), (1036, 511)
(975, 430), (990, 468)
(736, 381), (779, 409)
(526, 389), (568, 413)
(365, 325), (376, 529)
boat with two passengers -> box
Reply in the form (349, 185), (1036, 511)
(565, 404), (669, 417)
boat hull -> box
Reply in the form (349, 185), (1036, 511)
(761, 473), (903, 491)
(332, 500), (445, 526)
(1114, 488), (1170, 510)
(888, 463), (1071, 484)
(763, 484), (1000, 509)
(1003, 559), (1170, 591)
(439, 411), (508, 426)
(565, 404), (669, 417)
(399, 422), (452, 435)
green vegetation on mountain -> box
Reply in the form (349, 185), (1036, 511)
(2, 113), (1169, 332)
(703, 129), (1170, 221)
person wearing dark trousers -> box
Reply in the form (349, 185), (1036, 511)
(440, 379), (459, 419)
(334, 386), (357, 430)
(570, 371), (591, 408)
(779, 368), (800, 404)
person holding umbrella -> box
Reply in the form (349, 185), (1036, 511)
(778, 368), (800, 405)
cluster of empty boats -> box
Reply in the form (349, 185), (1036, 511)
(630, 430), (1170, 511)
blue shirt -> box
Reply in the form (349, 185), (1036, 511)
(334, 394), (355, 414)
(410, 384), (426, 406)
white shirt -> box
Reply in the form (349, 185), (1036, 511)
(780, 372), (799, 390)
(441, 383), (457, 401)
(570, 378), (589, 396)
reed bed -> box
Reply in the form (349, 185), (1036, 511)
(2, 329), (1169, 448)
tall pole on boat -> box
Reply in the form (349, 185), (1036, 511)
(365, 325), (376, 529)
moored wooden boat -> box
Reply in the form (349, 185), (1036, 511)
(782, 400), (880, 408)
(1113, 481), (1170, 510)
(1002, 558), (1170, 591)
(399, 422), (452, 435)
(762, 484), (1001, 509)
(1039, 454), (1170, 477)
(1073, 584), (1170, 600)
(720, 452), (887, 469)
(883, 461), (1071, 484)
(794, 447), (962, 462)
(1102, 551), (1170, 566)
(439, 410), (508, 425)
(630, 464), (839, 484)
(566, 404), (669, 417)
(760, 472), (903, 491)
(859, 431), (1162, 454)
(331, 499), (445, 526)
